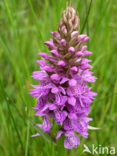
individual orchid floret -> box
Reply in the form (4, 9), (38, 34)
(30, 3), (97, 150)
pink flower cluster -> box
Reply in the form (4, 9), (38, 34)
(30, 5), (97, 149)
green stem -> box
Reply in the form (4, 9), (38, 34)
(67, 149), (71, 156)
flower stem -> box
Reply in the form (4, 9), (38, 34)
(67, 149), (71, 156)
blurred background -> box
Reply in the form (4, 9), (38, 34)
(0, 0), (117, 155)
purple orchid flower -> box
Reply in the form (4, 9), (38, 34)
(30, 4), (97, 149)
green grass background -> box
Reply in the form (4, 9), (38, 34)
(0, 0), (117, 155)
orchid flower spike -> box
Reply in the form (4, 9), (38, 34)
(30, 3), (97, 149)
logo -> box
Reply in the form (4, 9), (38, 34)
(83, 144), (115, 155)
